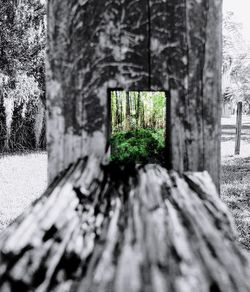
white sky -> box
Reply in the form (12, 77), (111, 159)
(223, 0), (250, 42)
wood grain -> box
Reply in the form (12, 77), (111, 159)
(0, 158), (249, 291)
(47, 0), (222, 188)
(150, 0), (222, 188)
(47, 0), (149, 182)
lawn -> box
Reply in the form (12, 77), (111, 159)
(0, 152), (47, 231)
(221, 115), (250, 251)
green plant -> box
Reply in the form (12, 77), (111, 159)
(110, 128), (165, 165)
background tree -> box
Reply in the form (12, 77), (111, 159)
(111, 91), (166, 133)
(222, 11), (250, 112)
(0, 0), (46, 152)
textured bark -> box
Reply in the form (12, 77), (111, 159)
(150, 0), (222, 188)
(47, 0), (222, 187)
(136, 92), (140, 127)
(0, 158), (250, 291)
(115, 92), (119, 126)
(47, 0), (149, 181)
(125, 91), (130, 130)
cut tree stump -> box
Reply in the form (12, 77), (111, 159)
(0, 156), (250, 292)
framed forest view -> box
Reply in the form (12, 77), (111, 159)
(109, 90), (167, 165)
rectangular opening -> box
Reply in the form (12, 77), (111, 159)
(109, 90), (167, 165)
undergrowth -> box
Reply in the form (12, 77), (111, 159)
(110, 128), (165, 165)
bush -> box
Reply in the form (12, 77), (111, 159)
(110, 128), (165, 165)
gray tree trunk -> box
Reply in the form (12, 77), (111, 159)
(150, 0), (222, 188)
(47, 0), (222, 188)
(125, 91), (130, 130)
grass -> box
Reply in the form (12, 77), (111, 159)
(221, 156), (250, 250)
(221, 115), (250, 251)
(0, 152), (47, 231)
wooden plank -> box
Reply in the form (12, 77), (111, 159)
(202, 0), (222, 190)
(48, 0), (222, 189)
(235, 102), (243, 155)
(0, 159), (250, 291)
(47, 0), (150, 182)
(150, 0), (222, 189)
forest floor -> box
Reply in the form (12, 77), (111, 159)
(0, 152), (47, 231)
(221, 115), (250, 251)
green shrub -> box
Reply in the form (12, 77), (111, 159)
(110, 128), (165, 165)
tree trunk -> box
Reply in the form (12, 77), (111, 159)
(47, 0), (150, 182)
(34, 99), (45, 149)
(150, 0), (222, 189)
(47, 0), (222, 188)
(119, 93), (123, 130)
(141, 101), (145, 128)
(235, 101), (243, 155)
(115, 91), (119, 128)
(136, 92), (140, 127)
(125, 91), (130, 130)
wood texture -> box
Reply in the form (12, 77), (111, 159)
(150, 0), (222, 188)
(47, 0), (149, 181)
(47, 0), (222, 188)
(0, 158), (250, 291)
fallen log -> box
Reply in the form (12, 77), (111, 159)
(0, 157), (250, 292)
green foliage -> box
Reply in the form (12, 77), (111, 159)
(110, 128), (165, 165)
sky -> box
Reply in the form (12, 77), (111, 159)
(223, 0), (250, 42)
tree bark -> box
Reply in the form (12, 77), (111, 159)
(136, 92), (140, 128)
(115, 91), (119, 128)
(47, 0), (149, 182)
(150, 0), (222, 189)
(47, 0), (222, 187)
(125, 91), (130, 130)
